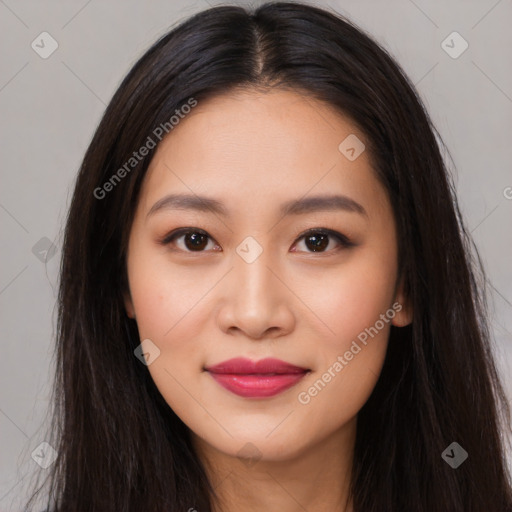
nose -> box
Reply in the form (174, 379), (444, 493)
(215, 247), (296, 340)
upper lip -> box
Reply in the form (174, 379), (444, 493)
(205, 357), (309, 375)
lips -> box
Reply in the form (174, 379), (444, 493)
(205, 357), (309, 398)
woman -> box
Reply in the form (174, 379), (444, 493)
(28, 2), (512, 511)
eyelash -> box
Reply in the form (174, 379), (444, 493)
(159, 227), (355, 254)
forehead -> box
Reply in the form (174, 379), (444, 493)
(152, 88), (364, 167)
(137, 88), (387, 221)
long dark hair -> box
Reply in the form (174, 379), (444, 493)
(27, 2), (512, 511)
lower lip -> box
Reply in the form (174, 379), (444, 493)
(208, 372), (308, 398)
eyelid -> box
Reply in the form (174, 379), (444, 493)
(295, 227), (355, 248)
(160, 227), (213, 246)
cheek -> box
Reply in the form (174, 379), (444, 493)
(128, 249), (210, 341)
(127, 247), (219, 388)
(293, 247), (397, 411)
(127, 256), (211, 417)
(305, 248), (398, 351)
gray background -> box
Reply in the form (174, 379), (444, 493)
(1, 0), (511, 509)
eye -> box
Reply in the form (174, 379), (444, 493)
(159, 227), (354, 254)
(292, 228), (354, 254)
(160, 228), (220, 252)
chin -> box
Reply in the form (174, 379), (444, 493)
(197, 426), (309, 464)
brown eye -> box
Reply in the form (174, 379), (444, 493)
(293, 229), (353, 253)
(183, 231), (209, 251)
(304, 232), (329, 252)
(161, 228), (219, 252)
(161, 227), (353, 254)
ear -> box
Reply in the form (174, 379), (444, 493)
(124, 291), (136, 319)
(391, 277), (413, 327)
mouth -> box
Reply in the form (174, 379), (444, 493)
(204, 357), (310, 398)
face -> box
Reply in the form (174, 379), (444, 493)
(124, 88), (411, 464)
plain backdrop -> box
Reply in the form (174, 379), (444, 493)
(1, 0), (511, 509)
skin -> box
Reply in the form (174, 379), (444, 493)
(124, 88), (412, 512)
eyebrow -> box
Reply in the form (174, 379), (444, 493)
(146, 193), (367, 219)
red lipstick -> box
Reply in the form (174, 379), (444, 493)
(205, 357), (309, 398)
